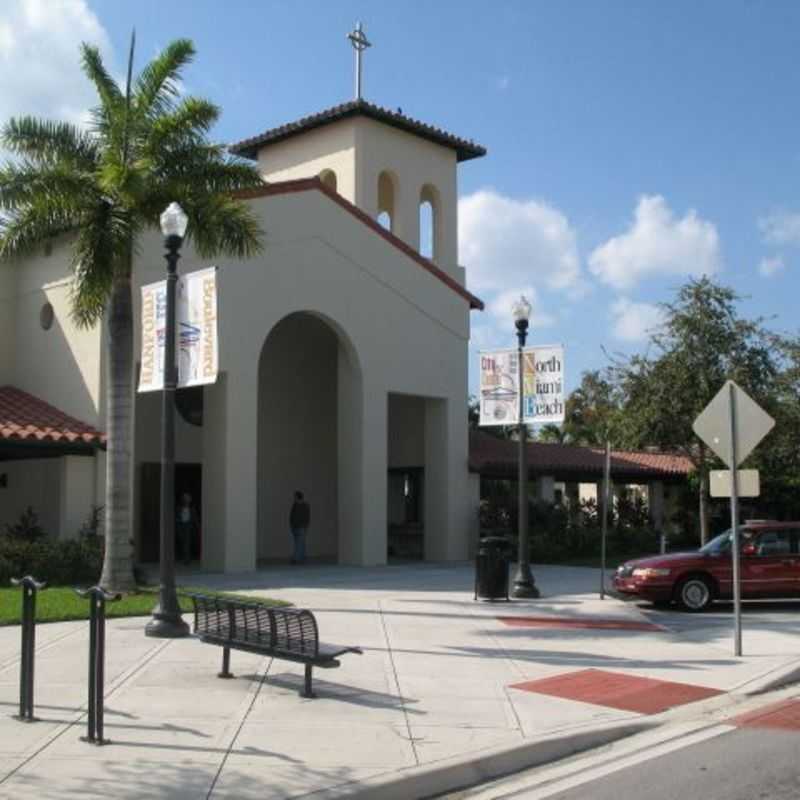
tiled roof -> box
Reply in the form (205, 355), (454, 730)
(232, 177), (484, 310)
(0, 386), (105, 447)
(469, 430), (693, 480)
(229, 99), (487, 162)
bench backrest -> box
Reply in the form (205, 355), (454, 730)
(190, 595), (319, 658)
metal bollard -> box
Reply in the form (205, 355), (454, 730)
(10, 576), (46, 722)
(74, 586), (120, 745)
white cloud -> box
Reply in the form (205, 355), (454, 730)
(758, 211), (800, 246)
(0, 0), (113, 130)
(459, 189), (582, 295)
(610, 297), (664, 343)
(589, 195), (721, 291)
(758, 255), (785, 278)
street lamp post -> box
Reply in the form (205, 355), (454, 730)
(146, 202), (191, 639)
(511, 296), (540, 599)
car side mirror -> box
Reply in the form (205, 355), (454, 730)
(742, 543), (757, 557)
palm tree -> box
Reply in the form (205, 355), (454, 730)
(0, 36), (264, 591)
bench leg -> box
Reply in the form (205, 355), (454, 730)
(301, 664), (316, 699)
(218, 647), (233, 679)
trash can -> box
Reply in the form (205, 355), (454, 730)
(474, 536), (511, 601)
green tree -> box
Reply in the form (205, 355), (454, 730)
(612, 277), (779, 544)
(0, 37), (264, 590)
(558, 370), (622, 446)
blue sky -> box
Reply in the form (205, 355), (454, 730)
(2, 1), (798, 394)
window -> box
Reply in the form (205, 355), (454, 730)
(377, 170), (397, 232)
(419, 183), (440, 261)
(755, 530), (793, 556)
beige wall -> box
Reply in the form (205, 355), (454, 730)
(258, 119), (358, 204)
(254, 116), (462, 281)
(2, 240), (102, 427)
(4, 175), (475, 572)
(128, 187), (472, 571)
(0, 455), (98, 538)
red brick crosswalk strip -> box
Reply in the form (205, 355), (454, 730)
(734, 699), (800, 731)
(497, 616), (666, 632)
(510, 668), (723, 714)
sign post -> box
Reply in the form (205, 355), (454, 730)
(692, 380), (775, 657)
(600, 440), (610, 600)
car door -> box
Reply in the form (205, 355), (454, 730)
(740, 529), (796, 598)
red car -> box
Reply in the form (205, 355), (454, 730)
(614, 520), (800, 611)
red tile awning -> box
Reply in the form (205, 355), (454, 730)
(0, 386), (105, 447)
(470, 430), (692, 481)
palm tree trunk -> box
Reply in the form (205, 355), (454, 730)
(100, 262), (136, 591)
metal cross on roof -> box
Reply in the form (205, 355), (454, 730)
(347, 22), (371, 100)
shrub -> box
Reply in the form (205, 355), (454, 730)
(4, 507), (46, 541)
(0, 507), (104, 586)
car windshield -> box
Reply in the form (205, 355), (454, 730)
(699, 530), (732, 554)
(699, 528), (758, 555)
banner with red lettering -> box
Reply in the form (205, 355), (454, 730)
(138, 267), (218, 392)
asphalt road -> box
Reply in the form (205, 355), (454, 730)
(548, 728), (800, 800)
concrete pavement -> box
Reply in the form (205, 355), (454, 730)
(0, 563), (798, 799)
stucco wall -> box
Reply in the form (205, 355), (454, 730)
(127, 185), (473, 570)
(257, 119), (357, 204)
(0, 458), (62, 536)
(3, 240), (102, 427)
(388, 394), (426, 468)
(252, 115), (462, 280)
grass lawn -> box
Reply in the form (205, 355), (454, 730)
(0, 586), (289, 626)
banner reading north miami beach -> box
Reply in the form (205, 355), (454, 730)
(138, 267), (219, 392)
(479, 345), (565, 426)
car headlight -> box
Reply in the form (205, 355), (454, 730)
(632, 568), (671, 578)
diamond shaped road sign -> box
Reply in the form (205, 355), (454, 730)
(693, 380), (775, 468)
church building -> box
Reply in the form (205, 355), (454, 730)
(0, 90), (488, 571)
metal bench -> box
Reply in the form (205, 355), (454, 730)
(188, 594), (362, 698)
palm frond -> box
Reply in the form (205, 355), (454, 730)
(0, 199), (83, 260)
(0, 160), (96, 212)
(70, 202), (137, 328)
(81, 44), (123, 115)
(2, 117), (98, 169)
(184, 194), (263, 260)
(154, 147), (264, 196)
(145, 97), (220, 154)
(134, 39), (196, 119)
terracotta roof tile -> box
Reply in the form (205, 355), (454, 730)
(469, 430), (692, 480)
(229, 99), (487, 162)
(0, 386), (105, 447)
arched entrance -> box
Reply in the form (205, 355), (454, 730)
(256, 311), (362, 563)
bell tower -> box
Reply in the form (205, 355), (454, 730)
(228, 24), (486, 282)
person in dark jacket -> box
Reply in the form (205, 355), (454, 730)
(289, 490), (310, 564)
(176, 492), (199, 566)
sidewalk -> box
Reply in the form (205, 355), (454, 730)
(0, 563), (798, 799)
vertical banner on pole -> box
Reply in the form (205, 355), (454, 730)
(479, 346), (565, 427)
(138, 267), (218, 393)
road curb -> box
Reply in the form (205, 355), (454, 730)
(731, 657), (800, 696)
(328, 719), (654, 799)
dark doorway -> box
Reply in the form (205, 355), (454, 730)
(387, 467), (424, 560)
(139, 463), (202, 563)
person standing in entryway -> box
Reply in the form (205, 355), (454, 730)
(289, 490), (310, 564)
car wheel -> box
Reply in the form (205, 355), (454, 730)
(676, 576), (713, 612)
